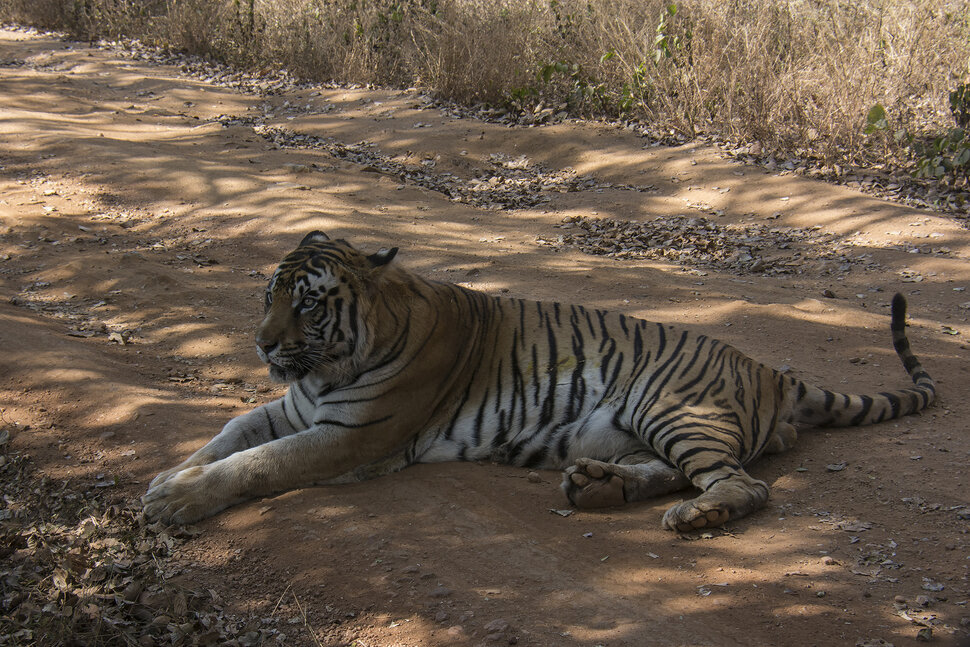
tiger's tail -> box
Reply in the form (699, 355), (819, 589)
(790, 293), (936, 428)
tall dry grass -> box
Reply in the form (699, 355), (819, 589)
(3, 0), (969, 166)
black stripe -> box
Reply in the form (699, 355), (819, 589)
(282, 396), (308, 428)
(313, 414), (393, 428)
(264, 408), (280, 439)
(472, 386), (490, 447)
(849, 395), (873, 426)
(879, 391), (901, 419)
(684, 459), (736, 480)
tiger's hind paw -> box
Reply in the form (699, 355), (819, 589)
(661, 501), (730, 532)
(561, 458), (626, 508)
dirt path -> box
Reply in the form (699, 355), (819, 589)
(1, 27), (969, 647)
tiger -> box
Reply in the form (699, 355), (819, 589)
(143, 231), (936, 531)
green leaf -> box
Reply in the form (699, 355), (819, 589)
(866, 104), (886, 123)
(954, 147), (970, 166)
(600, 50), (615, 63)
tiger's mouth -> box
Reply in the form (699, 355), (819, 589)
(268, 363), (306, 383)
(260, 347), (339, 383)
(256, 346), (310, 383)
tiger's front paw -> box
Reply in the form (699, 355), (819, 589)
(148, 451), (217, 490)
(142, 466), (233, 525)
(148, 465), (185, 491)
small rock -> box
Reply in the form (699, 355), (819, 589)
(915, 627), (932, 642)
(821, 289), (837, 298)
(484, 619), (510, 633)
(527, 471), (542, 483)
(434, 611), (448, 623)
(915, 595), (932, 607)
(822, 556), (838, 566)
(921, 578), (944, 592)
(446, 626), (464, 638)
(429, 586), (452, 598)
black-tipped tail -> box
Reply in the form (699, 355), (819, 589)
(791, 294), (935, 428)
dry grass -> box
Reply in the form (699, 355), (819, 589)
(3, 0), (969, 169)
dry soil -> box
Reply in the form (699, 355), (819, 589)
(1, 27), (969, 647)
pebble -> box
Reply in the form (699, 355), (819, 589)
(484, 619), (510, 632)
(527, 471), (542, 483)
(429, 586), (452, 598)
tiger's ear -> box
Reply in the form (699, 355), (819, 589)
(299, 231), (330, 247)
(367, 247), (398, 267)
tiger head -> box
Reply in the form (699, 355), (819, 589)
(255, 231), (398, 383)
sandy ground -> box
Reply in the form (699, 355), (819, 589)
(1, 27), (969, 647)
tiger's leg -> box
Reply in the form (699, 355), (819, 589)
(143, 419), (422, 524)
(648, 418), (771, 532)
(149, 398), (296, 490)
(661, 468), (769, 532)
(562, 455), (690, 509)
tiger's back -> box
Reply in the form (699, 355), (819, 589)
(143, 233), (935, 530)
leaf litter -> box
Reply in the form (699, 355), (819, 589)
(536, 214), (883, 276)
(0, 429), (277, 646)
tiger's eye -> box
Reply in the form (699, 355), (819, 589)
(301, 296), (316, 309)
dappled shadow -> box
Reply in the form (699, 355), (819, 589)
(2, 28), (969, 647)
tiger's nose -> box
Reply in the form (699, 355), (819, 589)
(256, 338), (277, 354)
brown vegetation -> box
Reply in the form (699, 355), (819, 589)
(3, 0), (968, 167)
